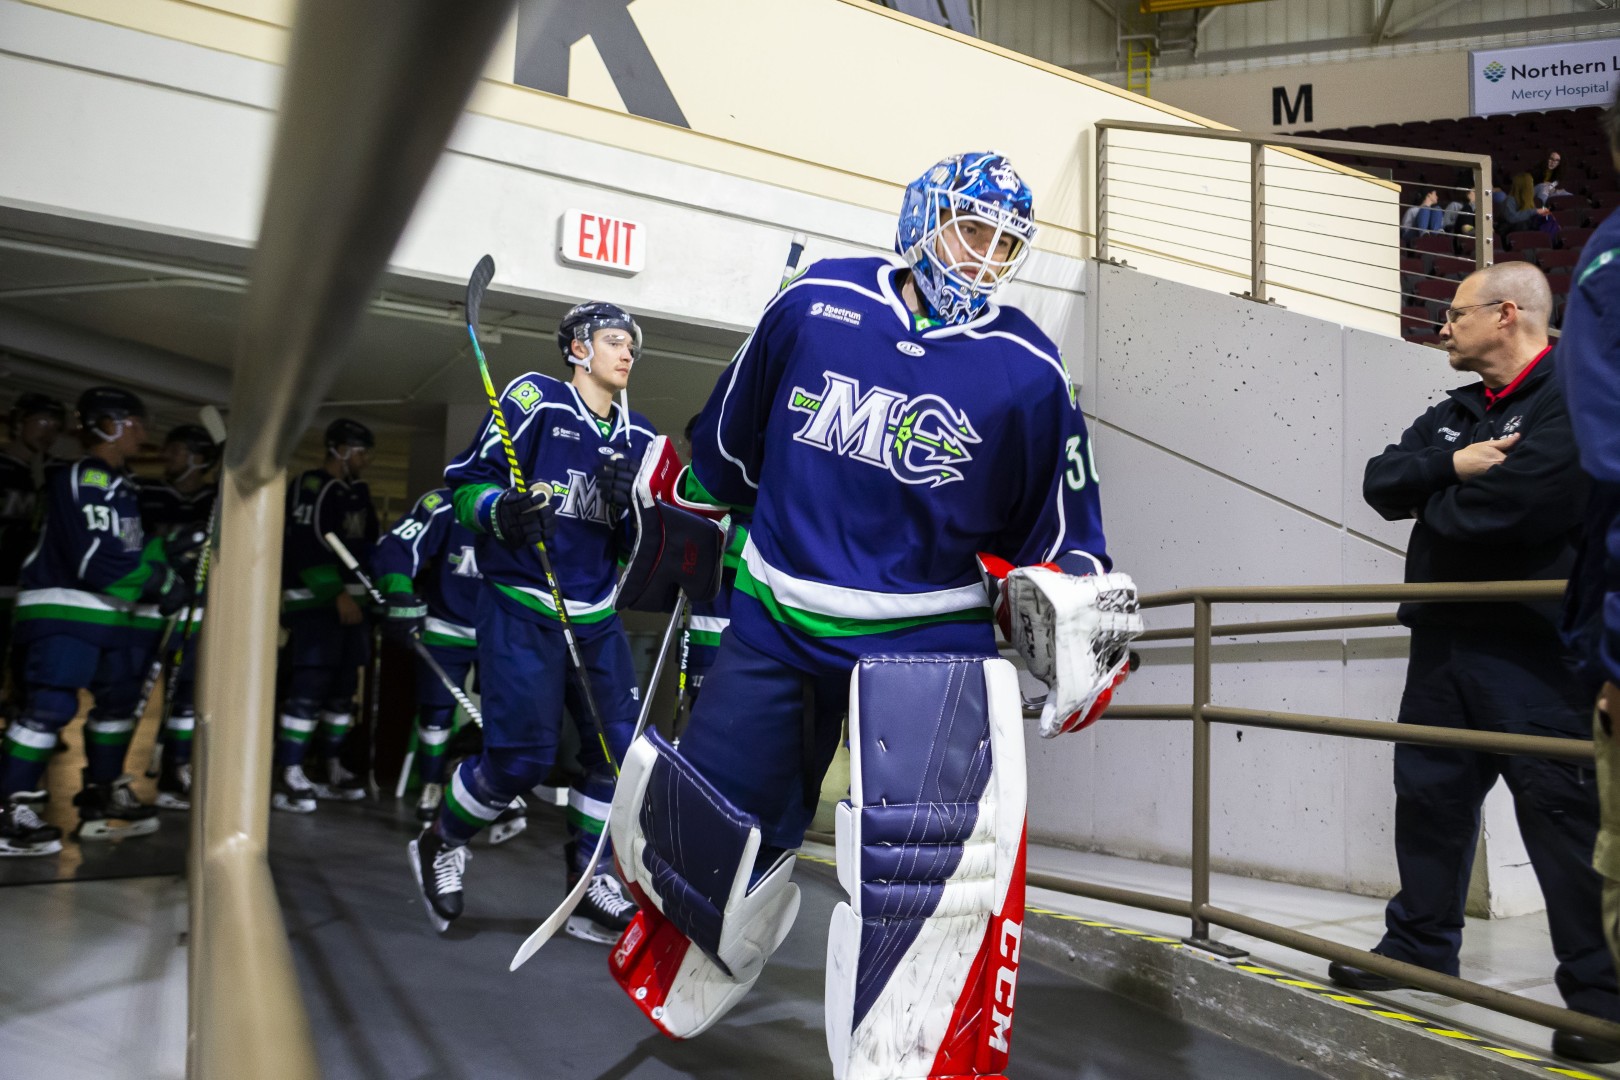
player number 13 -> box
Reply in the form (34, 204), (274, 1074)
(1064, 435), (1099, 491)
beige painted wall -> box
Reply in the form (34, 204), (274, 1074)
(1154, 52), (1473, 133)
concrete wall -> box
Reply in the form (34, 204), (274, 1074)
(1030, 261), (1541, 912)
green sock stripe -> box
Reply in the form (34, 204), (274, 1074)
(565, 806), (606, 835)
(5, 741), (53, 762)
(444, 785), (486, 828)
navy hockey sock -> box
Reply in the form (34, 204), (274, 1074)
(162, 710), (195, 767)
(567, 771), (616, 875)
(83, 715), (137, 784)
(0, 721), (53, 798)
(416, 709), (454, 785)
(316, 710), (354, 760)
(439, 749), (547, 847)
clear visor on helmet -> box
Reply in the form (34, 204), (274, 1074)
(927, 189), (1035, 296)
(578, 318), (642, 364)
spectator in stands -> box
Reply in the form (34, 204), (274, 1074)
(1341, 261), (1620, 1066)
(1531, 150), (1566, 204)
(1443, 188), (1475, 235)
(1556, 88), (1620, 991)
(1401, 188), (1444, 247)
(1513, 170), (1540, 212)
(1493, 176), (1552, 233)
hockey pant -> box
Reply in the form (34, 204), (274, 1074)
(1, 631), (152, 797)
(435, 593), (637, 866)
(608, 647), (1027, 1079)
(276, 610), (369, 769)
(413, 640), (476, 785)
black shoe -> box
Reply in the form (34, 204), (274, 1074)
(409, 827), (467, 933)
(1553, 1029), (1620, 1064)
(1327, 959), (1411, 993)
(0, 795), (63, 856)
(73, 773), (160, 841)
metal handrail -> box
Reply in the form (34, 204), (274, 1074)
(1017, 576), (1620, 1046)
(1095, 120), (1494, 312)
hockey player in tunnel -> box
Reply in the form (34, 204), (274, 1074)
(603, 153), (1141, 1076)
(372, 485), (523, 834)
(409, 300), (655, 942)
(0, 387), (194, 854)
(273, 418), (379, 813)
(0, 393), (67, 724)
(137, 423), (219, 810)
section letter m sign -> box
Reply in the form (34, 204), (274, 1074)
(1272, 83), (1313, 127)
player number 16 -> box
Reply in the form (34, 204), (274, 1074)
(1064, 435), (1099, 491)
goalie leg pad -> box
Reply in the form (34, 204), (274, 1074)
(609, 730), (800, 1039)
(827, 655), (1028, 1080)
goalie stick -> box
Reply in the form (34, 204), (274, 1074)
(464, 254), (617, 775)
(509, 593), (685, 971)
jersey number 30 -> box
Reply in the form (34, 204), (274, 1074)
(1064, 435), (1099, 491)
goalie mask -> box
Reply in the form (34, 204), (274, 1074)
(557, 301), (642, 375)
(896, 152), (1037, 327)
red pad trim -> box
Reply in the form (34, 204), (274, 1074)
(609, 906), (693, 1041)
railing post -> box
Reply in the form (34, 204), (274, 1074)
(1182, 595), (1248, 960)
(1249, 142), (1266, 302)
(1475, 161), (1492, 269)
(1095, 124), (1109, 264)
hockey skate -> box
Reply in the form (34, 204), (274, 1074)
(415, 781), (443, 823)
(564, 854), (638, 944)
(409, 827), (467, 933)
(309, 757), (367, 802)
(487, 795), (527, 845)
(272, 764), (317, 813)
(74, 773), (160, 840)
(0, 794), (63, 856)
(155, 759), (191, 811)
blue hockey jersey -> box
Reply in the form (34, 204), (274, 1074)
(14, 457), (170, 644)
(137, 479), (216, 542)
(373, 488), (483, 646)
(689, 255), (1110, 671)
(282, 468), (378, 614)
(445, 373), (656, 636)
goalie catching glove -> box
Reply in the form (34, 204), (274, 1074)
(978, 553), (1143, 738)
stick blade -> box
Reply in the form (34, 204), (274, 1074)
(509, 832), (607, 971)
(466, 254), (496, 331)
(198, 404), (227, 444)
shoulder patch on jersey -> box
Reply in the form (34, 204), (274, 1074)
(422, 492), (444, 511)
(81, 467), (112, 490)
(509, 380), (544, 414)
(303, 474), (324, 492)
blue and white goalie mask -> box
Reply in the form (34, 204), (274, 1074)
(895, 152), (1037, 326)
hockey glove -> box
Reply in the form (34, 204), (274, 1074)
(599, 453), (637, 515)
(141, 565), (194, 618)
(979, 554), (1143, 738)
(488, 487), (557, 549)
(380, 591), (428, 643)
(165, 527), (208, 573)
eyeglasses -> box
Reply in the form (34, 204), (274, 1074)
(1444, 299), (1506, 324)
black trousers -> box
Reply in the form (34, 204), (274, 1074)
(1379, 626), (1619, 1020)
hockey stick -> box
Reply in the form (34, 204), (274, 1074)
(464, 254), (618, 775)
(509, 593), (686, 971)
(671, 597), (691, 748)
(323, 532), (484, 725)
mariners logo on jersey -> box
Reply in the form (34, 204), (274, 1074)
(510, 381), (544, 413)
(550, 469), (613, 525)
(448, 545), (479, 578)
(788, 372), (980, 488)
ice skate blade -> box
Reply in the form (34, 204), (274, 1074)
(77, 817), (160, 841)
(311, 784), (366, 802)
(0, 839), (63, 857)
(407, 838), (452, 934)
(272, 793), (316, 814)
(486, 816), (527, 845)
(564, 916), (621, 945)
(155, 792), (191, 811)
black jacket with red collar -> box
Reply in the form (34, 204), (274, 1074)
(1363, 348), (1588, 636)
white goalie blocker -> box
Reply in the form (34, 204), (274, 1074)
(828, 655), (1027, 1080)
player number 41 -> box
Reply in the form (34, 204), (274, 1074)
(1064, 435), (1099, 491)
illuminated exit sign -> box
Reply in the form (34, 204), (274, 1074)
(559, 209), (645, 274)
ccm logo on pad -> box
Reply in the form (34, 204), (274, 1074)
(559, 209), (645, 275)
(988, 918), (1022, 1053)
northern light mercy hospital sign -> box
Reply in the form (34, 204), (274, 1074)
(1471, 38), (1620, 116)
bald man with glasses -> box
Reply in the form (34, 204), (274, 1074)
(1341, 262), (1620, 1065)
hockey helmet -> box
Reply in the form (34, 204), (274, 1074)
(10, 391), (66, 429)
(324, 417), (375, 450)
(77, 386), (147, 430)
(895, 152), (1036, 326)
(556, 301), (642, 372)
(165, 423), (219, 465)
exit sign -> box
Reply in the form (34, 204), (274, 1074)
(559, 209), (645, 274)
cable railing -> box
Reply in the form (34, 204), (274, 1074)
(1096, 120), (1494, 335)
(1018, 579), (1620, 1047)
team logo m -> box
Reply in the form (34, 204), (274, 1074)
(555, 468), (612, 525)
(789, 372), (980, 487)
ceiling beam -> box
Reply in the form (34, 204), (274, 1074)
(1371, 0), (1397, 44)
(1085, 0), (1122, 31)
(0, 303), (230, 403)
(1387, 0), (1465, 39)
